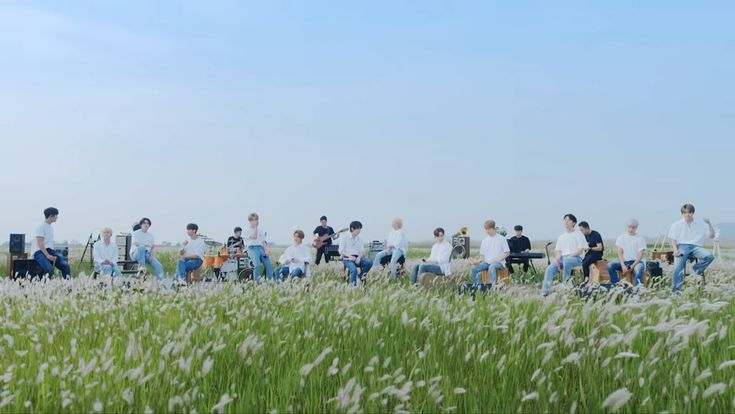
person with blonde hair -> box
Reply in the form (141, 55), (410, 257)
(469, 220), (510, 285)
(372, 218), (409, 280)
(277, 230), (311, 281)
(243, 212), (274, 282)
(93, 227), (121, 277)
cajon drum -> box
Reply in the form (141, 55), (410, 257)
(480, 268), (510, 286)
(616, 269), (649, 287)
(589, 260), (610, 284)
(187, 268), (203, 284)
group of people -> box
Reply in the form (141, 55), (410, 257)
(26, 203), (717, 293)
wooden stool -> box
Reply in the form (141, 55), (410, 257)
(615, 269), (649, 287)
(480, 268), (510, 286)
(589, 260), (610, 284)
(186, 268), (203, 284)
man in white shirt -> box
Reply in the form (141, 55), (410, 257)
(93, 227), (121, 277)
(31, 207), (71, 279)
(410, 227), (453, 284)
(130, 217), (165, 280)
(176, 223), (206, 284)
(372, 218), (409, 280)
(542, 213), (588, 295)
(243, 212), (274, 283)
(668, 203), (716, 292)
(277, 230), (311, 281)
(339, 220), (373, 285)
(608, 219), (647, 287)
(469, 220), (511, 285)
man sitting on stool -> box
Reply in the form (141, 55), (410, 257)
(668, 203), (716, 293)
(469, 220), (510, 285)
(506, 225), (531, 274)
(93, 227), (121, 277)
(410, 227), (452, 284)
(579, 221), (604, 281)
(176, 223), (205, 286)
(31, 207), (71, 279)
(608, 219), (646, 287)
(277, 230), (311, 281)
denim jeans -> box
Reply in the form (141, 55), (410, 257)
(248, 246), (273, 283)
(176, 258), (203, 280)
(131, 249), (165, 279)
(33, 248), (71, 279)
(542, 255), (583, 295)
(607, 260), (645, 286)
(95, 262), (121, 277)
(410, 263), (443, 284)
(672, 244), (714, 292)
(470, 262), (504, 284)
(278, 266), (305, 282)
(373, 248), (405, 280)
(343, 258), (373, 285)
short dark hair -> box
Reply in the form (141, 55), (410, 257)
(578, 221), (590, 229)
(234, 226), (242, 233)
(433, 227), (445, 237)
(349, 221), (363, 231)
(514, 225), (523, 231)
(564, 214), (578, 225)
(320, 216), (328, 222)
(139, 217), (152, 226)
(187, 223), (198, 232)
(43, 207), (59, 219)
(681, 203), (695, 214)
(294, 230), (305, 239)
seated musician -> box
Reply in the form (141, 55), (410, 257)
(668, 203), (716, 293)
(176, 223), (205, 285)
(227, 227), (245, 256)
(313, 216), (339, 265)
(277, 230), (311, 281)
(506, 225), (531, 274)
(244, 213), (274, 282)
(469, 220), (510, 285)
(579, 221), (604, 281)
(410, 227), (452, 284)
(607, 219), (646, 287)
(542, 214), (588, 295)
(372, 218), (408, 280)
(93, 227), (121, 277)
(130, 217), (165, 280)
(31, 207), (71, 279)
(339, 221), (373, 285)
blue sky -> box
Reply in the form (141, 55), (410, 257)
(1, 1), (733, 245)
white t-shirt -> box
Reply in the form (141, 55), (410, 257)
(668, 219), (710, 246)
(243, 227), (267, 247)
(278, 243), (311, 273)
(182, 237), (206, 260)
(555, 231), (588, 257)
(339, 233), (364, 257)
(31, 222), (54, 255)
(93, 239), (118, 265)
(615, 233), (647, 262)
(480, 234), (510, 265)
(386, 229), (409, 254)
(429, 240), (453, 275)
(130, 229), (155, 258)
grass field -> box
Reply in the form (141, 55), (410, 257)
(0, 248), (733, 413)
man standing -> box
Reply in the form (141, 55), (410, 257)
(31, 207), (71, 279)
(506, 225), (532, 274)
(578, 221), (604, 281)
(668, 203), (715, 293)
(313, 216), (338, 265)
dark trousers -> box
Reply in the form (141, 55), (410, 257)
(33, 248), (71, 279)
(315, 246), (331, 265)
(582, 253), (603, 279)
(506, 258), (529, 274)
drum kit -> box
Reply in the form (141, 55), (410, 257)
(201, 239), (254, 282)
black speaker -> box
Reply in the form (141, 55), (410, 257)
(12, 259), (46, 279)
(9, 234), (25, 254)
(452, 236), (470, 259)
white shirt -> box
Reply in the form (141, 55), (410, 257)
(615, 233), (646, 262)
(130, 229), (155, 258)
(386, 229), (409, 254)
(429, 240), (453, 275)
(278, 243), (311, 273)
(93, 239), (118, 265)
(339, 233), (364, 257)
(243, 227), (267, 247)
(30, 222), (54, 255)
(668, 219), (710, 246)
(182, 237), (206, 260)
(555, 231), (588, 257)
(480, 234), (510, 265)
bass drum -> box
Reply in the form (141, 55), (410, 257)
(238, 268), (253, 282)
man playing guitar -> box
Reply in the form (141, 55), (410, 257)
(313, 216), (345, 265)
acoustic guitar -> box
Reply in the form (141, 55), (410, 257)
(313, 228), (348, 249)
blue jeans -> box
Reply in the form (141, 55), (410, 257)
(608, 260), (645, 286)
(343, 258), (373, 285)
(672, 244), (714, 292)
(33, 249), (71, 279)
(248, 246), (273, 283)
(132, 249), (165, 279)
(470, 262), (504, 284)
(542, 255), (583, 295)
(176, 258), (203, 280)
(373, 248), (405, 280)
(277, 266), (305, 282)
(95, 262), (121, 277)
(410, 263), (443, 284)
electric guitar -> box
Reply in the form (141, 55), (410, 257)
(313, 228), (348, 248)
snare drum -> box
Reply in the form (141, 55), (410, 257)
(220, 259), (238, 273)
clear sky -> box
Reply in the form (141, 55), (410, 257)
(1, 1), (733, 245)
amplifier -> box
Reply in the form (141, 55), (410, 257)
(368, 241), (384, 261)
(9, 234), (25, 254)
(116, 233), (132, 261)
(452, 236), (470, 259)
(12, 259), (46, 279)
(5, 253), (28, 278)
(325, 245), (340, 258)
(55, 246), (69, 262)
